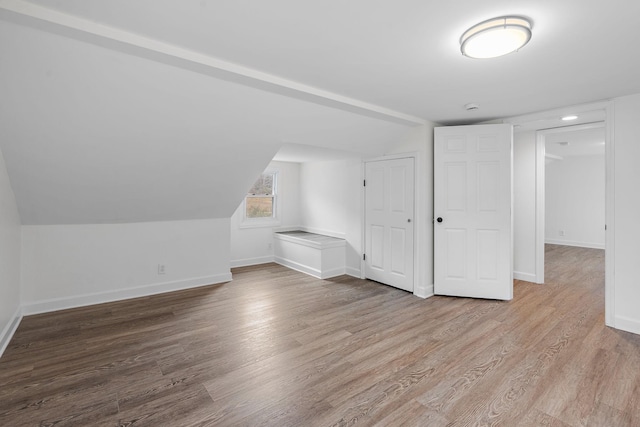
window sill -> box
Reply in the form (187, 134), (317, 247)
(239, 219), (281, 229)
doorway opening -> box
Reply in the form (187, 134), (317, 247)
(518, 104), (614, 327)
(539, 122), (606, 290)
(535, 117), (607, 276)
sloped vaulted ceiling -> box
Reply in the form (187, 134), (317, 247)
(2, 0), (640, 224)
(0, 4), (420, 225)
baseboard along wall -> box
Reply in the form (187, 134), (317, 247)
(0, 306), (23, 358)
(230, 256), (274, 268)
(21, 273), (232, 316)
(545, 239), (605, 250)
(514, 271), (538, 283)
(614, 315), (640, 336)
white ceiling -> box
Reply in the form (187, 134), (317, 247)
(1, 0), (639, 224)
(0, 15), (413, 224)
(512, 109), (607, 133)
(273, 144), (363, 163)
(545, 125), (605, 158)
(16, 0), (640, 124)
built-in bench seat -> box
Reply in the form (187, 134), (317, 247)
(273, 231), (346, 279)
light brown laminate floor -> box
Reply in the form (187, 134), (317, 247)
(1, 244), (639, 426)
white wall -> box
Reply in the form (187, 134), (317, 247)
(21, 218), (231, 314)
(612, 93), (640, 334)
(299, 160), (351, 237)
(545, 155), (605, 248)
(513, 131), (537, 282)
(230, 161), (301, 267)
(299, 158), (362, 276)
(0, 146), (22, 356)
(230, 122), (435, 290)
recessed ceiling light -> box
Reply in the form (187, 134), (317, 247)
(460, 16), (532, 59)
(561, 115), (578, 121)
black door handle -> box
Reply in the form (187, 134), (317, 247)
(437, 217), (443, 223)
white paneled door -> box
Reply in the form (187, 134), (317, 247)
(434, 124), (513, 300)
(364, 157), (414, 292)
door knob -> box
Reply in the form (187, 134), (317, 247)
(407, 219), (412, 223)
(437, 217), (443, 223)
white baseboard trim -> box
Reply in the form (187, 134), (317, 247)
(614, 315), (640, 336)
(274, 256), (345, 279)
(320, 267), (348, 280)
(545, 239), (605, 250)
(414, 283), (434, 299)
(345, 266), (361, 278)
(514, 271), (538, 283)
(0, 306), (23, 358)
(230, 256), (274, 268)
(21, 273), (232, 316)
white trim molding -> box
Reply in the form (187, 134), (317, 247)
(21, 273), (232, 316)
(535, 129), (546, 284)
(614, 315), (640, 336)
(506, 100), (615, 328)
(230, 256), (274, 268)
(414, 283), (434, 299)
(0, 306), (23, 358)
(544, 239), (605, 250)
(514, 271), (538, 283)
(604, 102), (615, 328)
(345, 266), (361, 278)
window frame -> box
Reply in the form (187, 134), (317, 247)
(240, 170), (280, 228)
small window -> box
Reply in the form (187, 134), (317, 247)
(244, 171), (278, 224)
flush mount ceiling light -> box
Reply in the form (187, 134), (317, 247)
(460, 16), (532, 59)
(561, 115), (579, 121)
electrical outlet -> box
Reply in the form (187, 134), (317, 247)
(158, 264), (166, 275)
(559, 230), (565, 237)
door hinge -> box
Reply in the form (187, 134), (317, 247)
(363, 179), (366, 187)
(363, 254), (366, 261)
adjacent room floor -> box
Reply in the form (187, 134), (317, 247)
(1, 245), (638, 426)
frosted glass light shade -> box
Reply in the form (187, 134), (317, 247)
(461, 16), (532, 59)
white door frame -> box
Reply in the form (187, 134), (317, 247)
(505, 101), (615, 327)
(535, 121), (606, 284)
(361, 152), (425, 297)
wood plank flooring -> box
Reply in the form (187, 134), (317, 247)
(1, 244), (639, 426)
